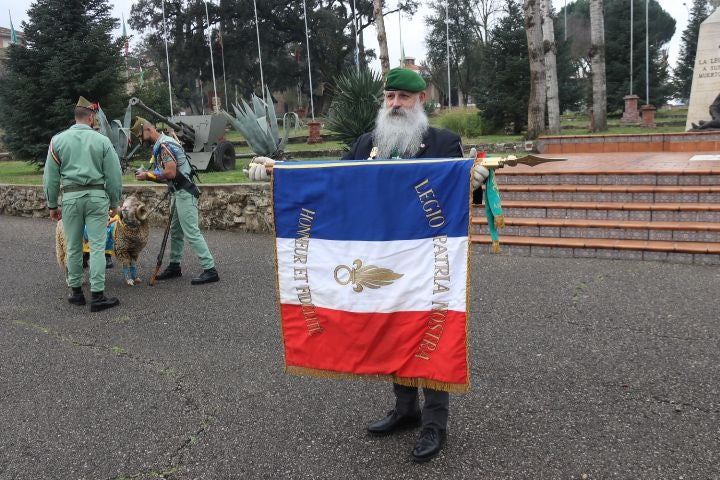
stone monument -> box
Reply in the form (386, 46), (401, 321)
(686, 7), (720, 131)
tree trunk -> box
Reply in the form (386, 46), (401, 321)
(589, 0), (607, 132)
(541, 0), (560, 134)
(524, 0), (547, 139)
(373, 0), (390, 75)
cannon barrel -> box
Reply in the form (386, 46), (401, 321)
(129, 97), (195, 142)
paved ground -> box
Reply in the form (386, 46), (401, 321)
(0, 215), (718, 480)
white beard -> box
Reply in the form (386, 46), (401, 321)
(372, 101), (429, 159)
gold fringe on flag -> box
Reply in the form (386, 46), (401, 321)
(491, 240), (501, 254)
(494, 215), (505, 229)
(284, 366), (470, 393)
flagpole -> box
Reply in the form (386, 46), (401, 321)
(161, 0), (174, 116)
(204, 1), (219, 112)
(352, 0), (360, 72)
(122, 13), (129, 82)
(398, 6), (404, 67)
(445, 0), (451, 108)
(302, 0), (316, 121)
(645, 0), (649, 104)
(252, 0), (266, 103)
(219, 25), (228, 110)
(630, 0), (633, 96)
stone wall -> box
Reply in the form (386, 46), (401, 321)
(0, 183), (274, 233)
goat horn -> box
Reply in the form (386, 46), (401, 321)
(136, 205), (148, 221)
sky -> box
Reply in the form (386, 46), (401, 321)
(4, 0), (697, 73)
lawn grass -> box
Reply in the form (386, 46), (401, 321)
(0, 106), (691, 185)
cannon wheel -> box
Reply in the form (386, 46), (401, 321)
(211, 141), (236, 171)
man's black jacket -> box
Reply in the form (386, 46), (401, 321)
(341, 127), (463, 160)
(341, 126), (483, 203)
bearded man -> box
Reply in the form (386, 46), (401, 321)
(342, 68), (488, 463)
(249, 67), (488, 462)
(342, 69), (462, 162)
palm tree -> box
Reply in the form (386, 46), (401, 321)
(524, 0), (546, 139)
(541, 0), (560, 134)
(589, 0), (607, 132)
(373, 0), (390, 74)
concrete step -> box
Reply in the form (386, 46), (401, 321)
(498, 184), (720, 203)
(495, 170), (720, 186)
(473, 201), (720, 223)
(472, 217), (720, 243)
(470, 234), (720, 265)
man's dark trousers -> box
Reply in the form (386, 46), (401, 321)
(394, 383), (449, 430)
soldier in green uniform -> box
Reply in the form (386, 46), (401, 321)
(131, 117), (219, 285)
(44, 96), (123, 312)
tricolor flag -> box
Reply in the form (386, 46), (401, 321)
(273, 157), (474, 392)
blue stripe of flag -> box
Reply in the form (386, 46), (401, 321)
(273, 158), (473, 241)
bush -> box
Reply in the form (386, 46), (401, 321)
(424, 101), (439, 116)
(325, 69), (384, 148)
(436, 108), (484, 137)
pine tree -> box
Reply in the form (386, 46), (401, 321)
(0, 0), (125, 163)
(673, 0), (710, 101)
(475, 0), (530, 134)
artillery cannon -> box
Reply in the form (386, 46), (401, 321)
(128, 98), (236, 171)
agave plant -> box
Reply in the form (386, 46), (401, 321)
(224, 87), (292, 159)
(96, 105), (132, 171)
(325, 69), (384, 148)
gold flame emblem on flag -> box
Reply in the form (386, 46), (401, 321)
(334, 259), (404, 292)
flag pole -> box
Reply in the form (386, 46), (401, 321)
(161, 0), (174, 116)
(122, 13), (129, 82)
(445, 0), (451, 108)
(630, 0), (633, 96)
(398, 6), (404, 67)
(219, 25), (228, 110)
(204, 1), (219, 112)
(252, 0), (266, 103)
(302, 0), (316, 120)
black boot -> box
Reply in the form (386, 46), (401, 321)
(68, 287), (86, 306)
(155, 263), (182, 281)
(105, 254), (114, 269)
(411, 427), (447, 463)
(191, 267), (219, 285)
(90, 291), (119, 312)
(367, 410), (421, 435)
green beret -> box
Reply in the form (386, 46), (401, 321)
(384, 68), (426, 93)
(130, 116), (149, 140)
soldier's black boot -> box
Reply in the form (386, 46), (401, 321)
(90, 291), (120, 312)
(68, 287), (86, 306)
(105, 254), (114, 269)
(191, 267), (219, 285)
(156, 263), (182, 280)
